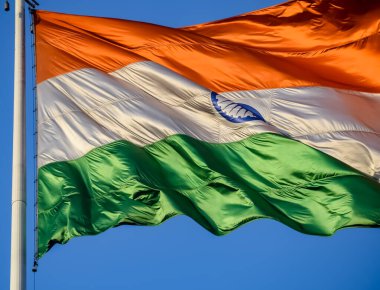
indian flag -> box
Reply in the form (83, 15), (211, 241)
(35, 0), (380, 258)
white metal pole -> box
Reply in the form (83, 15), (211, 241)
(10, 0), (26, 289)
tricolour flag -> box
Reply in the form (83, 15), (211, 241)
(35, 0), (380, 258)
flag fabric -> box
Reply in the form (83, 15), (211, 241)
(35, 0), (380, 258)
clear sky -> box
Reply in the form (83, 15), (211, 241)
(0, 1), (379, 290)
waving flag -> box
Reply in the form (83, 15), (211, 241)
(35, 0), (380, 258)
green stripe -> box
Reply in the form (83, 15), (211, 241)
(38, 133), (380, 258)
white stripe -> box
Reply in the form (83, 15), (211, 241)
(37, 61), (380, 180)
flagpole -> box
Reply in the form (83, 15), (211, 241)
(10, 0), (26, 289)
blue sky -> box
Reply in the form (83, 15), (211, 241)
(0, 1), (379, 289)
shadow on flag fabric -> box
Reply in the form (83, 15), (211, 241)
(35, 0), (380, 258)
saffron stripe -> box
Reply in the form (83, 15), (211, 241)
(35, 4), (380, 93)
